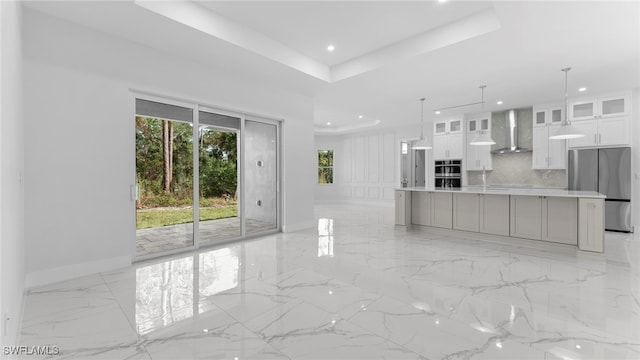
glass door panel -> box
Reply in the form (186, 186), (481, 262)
(198, 110), (241, 245)
(245, 120), (278, 234)
(135, 115), (194, 257)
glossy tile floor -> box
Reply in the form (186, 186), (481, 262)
(20, 204), (640, 359)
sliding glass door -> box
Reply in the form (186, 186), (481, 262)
(135, 99), (195, 257)
(244, 119), (279, 234)
(198, 109), (241, 245)
(135, 96), (280, 259)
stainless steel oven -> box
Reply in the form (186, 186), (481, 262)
(435, 160), (462, 188)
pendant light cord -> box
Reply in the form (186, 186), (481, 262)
(479, 85), (486, 134)
(562, 67), (571, 126)
(420, 98), (425, 139)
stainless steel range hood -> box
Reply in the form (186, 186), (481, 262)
(491, 109), (531, 154)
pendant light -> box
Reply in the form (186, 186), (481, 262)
(469, 85), (496, 146)
(549, 67), (585, 140)
(413, 98), (432, 150)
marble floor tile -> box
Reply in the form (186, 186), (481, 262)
(19, 204), (640, 359)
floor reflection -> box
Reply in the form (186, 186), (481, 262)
(135, 246), (241, 334)
(317, 218), (334, 257)
(135, 256), (194, 335)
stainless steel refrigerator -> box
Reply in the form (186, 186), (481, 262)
(568, 147), (632, 232)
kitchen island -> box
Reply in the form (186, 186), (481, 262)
(395, 187), (605, 253)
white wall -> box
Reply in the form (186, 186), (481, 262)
(632, 88), (640, 232)
(22, 8), (314, 287)
(313, 124), (432, 206)
(1, 0), (26, 353)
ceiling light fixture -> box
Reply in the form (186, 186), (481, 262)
(549, 68), (585, 140)
(326, 122), (331, 126)
(470, 85), (496, 146)
(413, 98), (432, 150)
(435, 111), (441, 115)
(327, 44), (335, 52)
(438, 0), (449, 3)
(358, 115), (363, 119)
(578, 87), (587, 92)
(496, 100), (503, 105)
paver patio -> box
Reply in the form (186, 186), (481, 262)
(136, 217), (275, 257)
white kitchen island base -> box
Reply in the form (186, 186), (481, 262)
(396, 188), (606, 253)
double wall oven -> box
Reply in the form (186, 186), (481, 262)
(435, 160), (462, 188)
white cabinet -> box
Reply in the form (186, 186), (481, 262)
(533, 104), (567, 169)
(544, 197), (578, 245)
(480, 194), (510, 236)
(434, 118), (462, 135)
(434, 118), (463, 160)
(467, 115), (490, 133)
(466, 113), (492, 171)
(431, 192), (453, 229)
(568, 91), (631, 148)
(453, 193), (480, 232)
(395, 191), (411, 225)
(510, 196), (542, 240)
(569, 93), (629, 121)
(466, 144), (492, 171)
(568, 116), (630, 148)
(510, 196), (577, 245)
(533, 106), (563, 127)
(578, 198), (604, 252)
(453, 193), (509, 235)
(411, 191), (431, 226)
(533, 125), (566, 169)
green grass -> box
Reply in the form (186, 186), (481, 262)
(136, 205), (238, 229)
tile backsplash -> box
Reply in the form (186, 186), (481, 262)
(467, 152), (566, 188)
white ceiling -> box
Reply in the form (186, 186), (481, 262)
(198, 1), (493, 67)
(23, 1), (640, 134)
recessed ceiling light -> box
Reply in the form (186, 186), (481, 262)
(578, 87), (587, 92)
(497, 101), (503, 105)
(326, 122), (331, 126)
(358, 115), (363, 119)
(438, 0), (448, 3)
(327, 44), (335, 52)
(435, 111), (441, 115)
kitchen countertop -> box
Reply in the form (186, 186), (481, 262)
(398, 186), (605, 199)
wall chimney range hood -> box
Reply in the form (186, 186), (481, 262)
(491, 109), (531, 154)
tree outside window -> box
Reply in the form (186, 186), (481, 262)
(318, 150), (334, 184)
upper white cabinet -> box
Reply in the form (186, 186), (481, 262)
(465, 113), (492, 171)
(467, 116), (490, 133)
(568, 116), (630, 148)
(532, 104), (566, 169)
(434, 118), (462, 135)
(533, 125), (567, 169)
(569, 92), (629, 121)
(533, 106), (563, 127)
(567, 91), (631, 148)
(466, 144), (493, 171)
(433, 117), (463, 160)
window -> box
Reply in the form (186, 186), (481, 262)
(318, 150), (334, 184)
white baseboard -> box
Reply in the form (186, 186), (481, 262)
(282, 220), (315, 232)
(25, 255), (132, 289)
